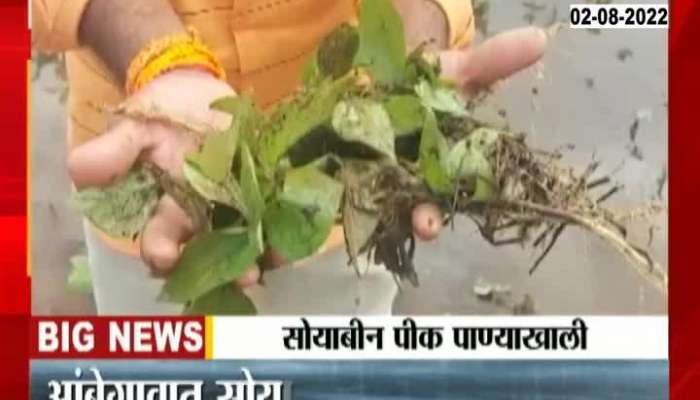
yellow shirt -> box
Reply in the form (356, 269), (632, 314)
(32, 0), (475, 256)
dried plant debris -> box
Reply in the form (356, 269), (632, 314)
(71, 0), (667, 314)
(71, 168), (160, 239)
(546, 6), (560, 27)
(32, 49), (69, 103)
(628, 144), (644, 161)
(32, 50), (66, 81)
(473, 0), (491, 36)
(473, 278), (536, 315)
(66, 253), (92, 295)
(584, 77), (595, 89)
(625, 109), (652, 161)
(520, 1), (561, 27)
(522, 1), (547, 24)
(473, 277), (511, 300)
(512, 294), (536, 315)
(629, 117), (640, 142)
(617, 47), (634, 62)
(656, 165), (667, 200)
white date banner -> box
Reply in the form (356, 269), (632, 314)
(570, 4), (669, 29)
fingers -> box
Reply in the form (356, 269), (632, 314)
(142, 195), (262, 284)
(141, 196), (285, 286)
(260, 248), (289, 270)
(439, 26), (548, 93)
(234, 248), (288, 288)
(412, 202), (443, 241)
(140, 196), (196, 276)
(234, 268), (261, 288)
(68, 119), (155, 189)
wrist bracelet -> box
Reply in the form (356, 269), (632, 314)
(125, 27), (226, 95)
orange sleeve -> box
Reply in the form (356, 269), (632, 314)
(430, 0), (475, 48)
(32, 0), (92, 52)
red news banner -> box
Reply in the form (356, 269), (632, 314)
(31, 317), (206, 359)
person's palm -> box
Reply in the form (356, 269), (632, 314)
(68, 69), (261, 285)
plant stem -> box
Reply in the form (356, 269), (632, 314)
(488, 199), (668, 294)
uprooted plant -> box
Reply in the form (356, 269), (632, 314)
(71, 0), (667, 314)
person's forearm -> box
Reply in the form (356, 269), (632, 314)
(79, 0), (186, 84)
(391, 0), (449, 51)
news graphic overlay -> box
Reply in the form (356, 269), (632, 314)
(35, 365), (293, 400)
(30, 316), (668, 398)
(213, 316), (665, 360)
(570, 3), (669, 29)
(31, 316), (666, 361)
(31, 360), (666, 400)
(32, 318), (205, 359)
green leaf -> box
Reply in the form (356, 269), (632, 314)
(186, 130), (238, 184)
(419, 109), (452, 193)
(302, 52), (321, 86)
(405, 47), (441, 86)
(184, 285), (256, 315)
(473, 167), (495, 201)
(163, 230), (260, 303)
(240, 142), (265, 252)
(258, 77), (352, 169)
(331, 99), (396, 160)
(343, 204), (380, 268)
(186, 96), (259, 183)
(383, 95), (425, 136)
(66, 254), (92, 295)
(470, 127), (501, 150)
(239, 142), (264, 220)
(354, 0), (407, 85)
(264, 165), (344, 261)
(70, 168), (159, 238)
(318, 23), (360, 79)
(280, 164), (345, 210)
(210, 96), (251, 116)
(447, 127), (500, 201)
(263, 201), (334, 261)
(183, 160), (247, 214)
(415, 80), (468, 117)
(211, 95), (260, 145)
(340, 161), (383, 267)
(446, 140), (468, 177)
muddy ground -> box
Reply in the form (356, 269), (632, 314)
(31, 0), (667, 315)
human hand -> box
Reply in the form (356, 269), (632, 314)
(68, 69), (262, 286)
(411, 26), (548, 240)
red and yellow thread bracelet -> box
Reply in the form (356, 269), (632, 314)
(125, 27), (226, 95)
